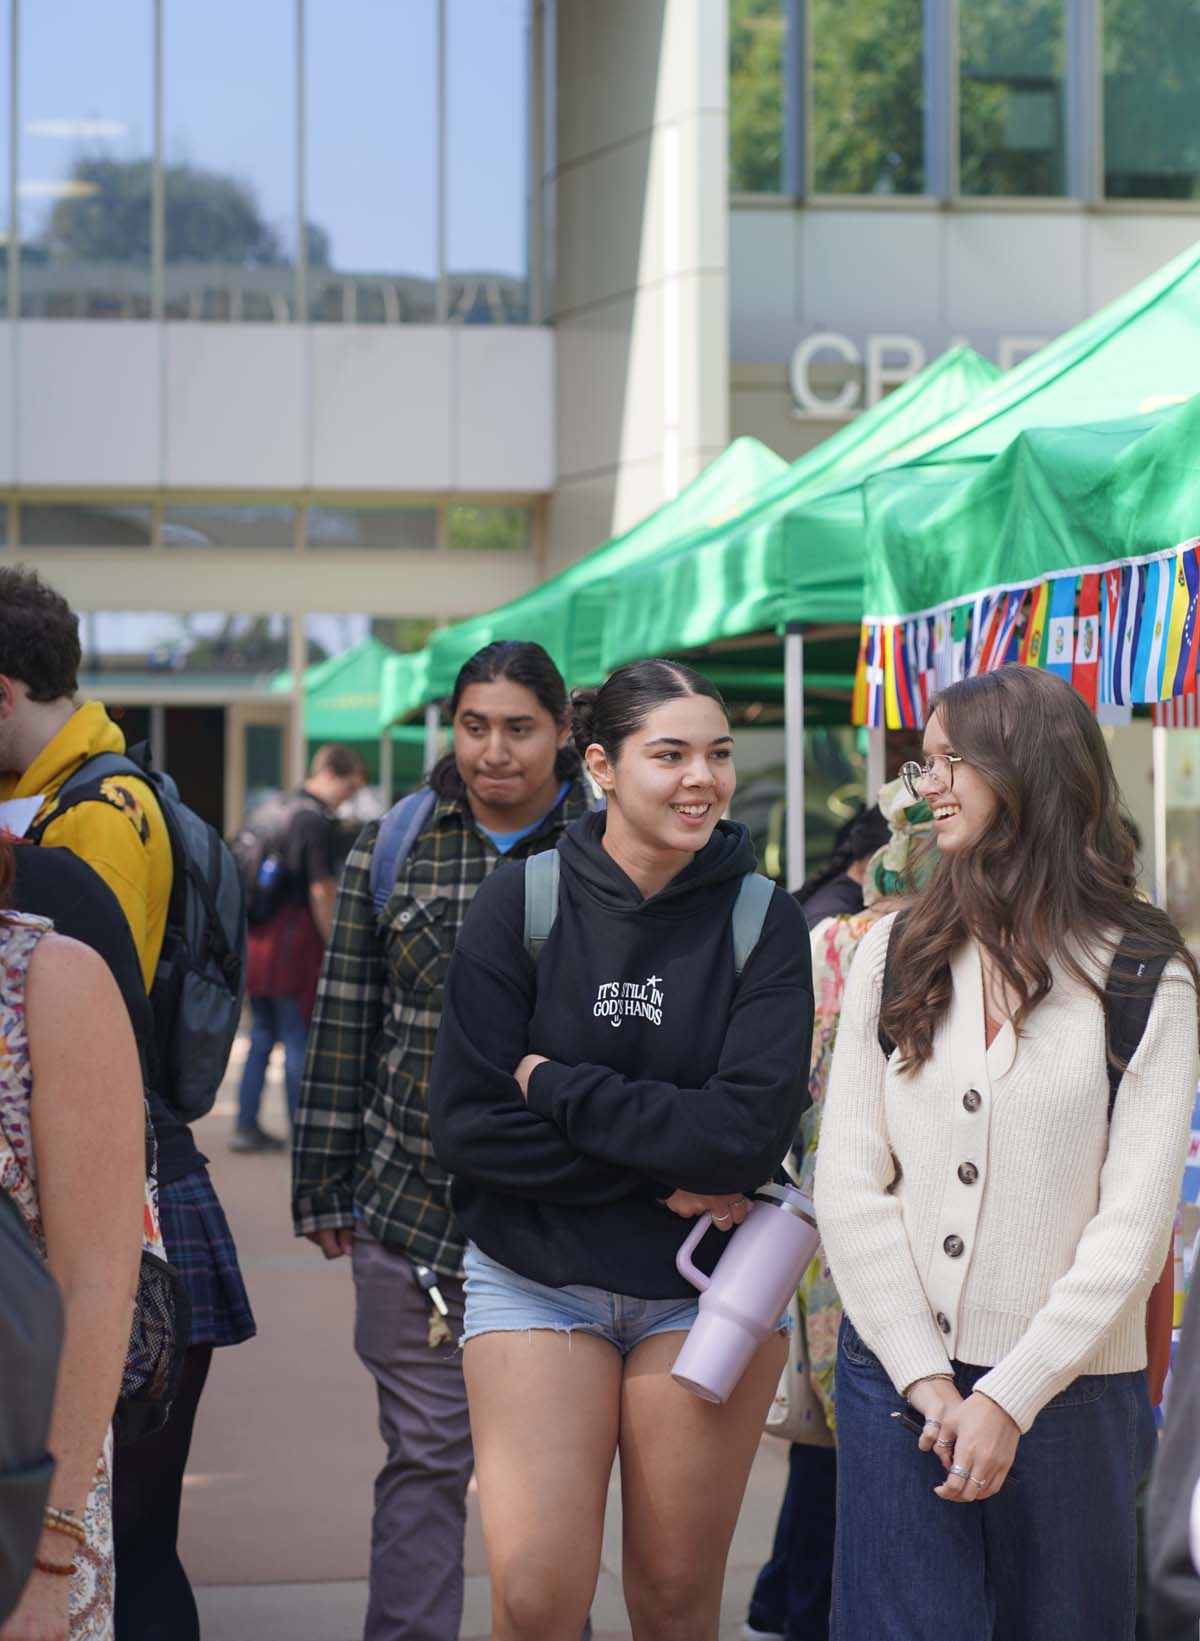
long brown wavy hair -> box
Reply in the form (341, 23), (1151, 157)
(879, 664), (1199, 1069)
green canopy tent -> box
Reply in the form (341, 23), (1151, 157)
(422, 435), (789, 702)
(271, 636), (428, 794)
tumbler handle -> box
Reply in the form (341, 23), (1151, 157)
(675, 1214), (713, 1292)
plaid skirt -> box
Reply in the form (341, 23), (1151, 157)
(159, 1167), (256, 1349)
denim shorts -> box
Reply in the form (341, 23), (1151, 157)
(461, 1241), (700, 1355)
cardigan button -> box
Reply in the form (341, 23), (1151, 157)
(936, 1311), (951, 1334)
(957, 1162), (979, 1185)
(944, 1234), (965, 1258)
(962, 1088), (982, 1113)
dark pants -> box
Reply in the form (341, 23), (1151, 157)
(831, 1317), (1157, 1641)
(747, 1442), (837, 1641)
(236, 994), (308, 1128)
(352, 1227), (474, 1641)
(112, 1344), (212, 1641)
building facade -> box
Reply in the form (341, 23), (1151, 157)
(2, 0), (1198, 830)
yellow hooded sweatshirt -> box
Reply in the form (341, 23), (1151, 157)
(1, 702), (172, 991)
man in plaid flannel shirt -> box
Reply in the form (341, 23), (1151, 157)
(292, 645), (591, 1641)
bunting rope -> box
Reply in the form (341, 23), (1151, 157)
(852, 536), (1200, 729)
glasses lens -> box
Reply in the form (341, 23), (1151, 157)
(900, 761), (923, 801)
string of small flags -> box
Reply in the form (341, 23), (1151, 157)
(852, 538), (1200, 729)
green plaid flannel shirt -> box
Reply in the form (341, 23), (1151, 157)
(291, 782), (591, 1279)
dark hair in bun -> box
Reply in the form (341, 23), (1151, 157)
(429, 639), (581, 798)
(570, 660), (727, 762)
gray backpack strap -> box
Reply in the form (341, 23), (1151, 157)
(732, 872), (774, 978)
(523, 849), (561, 964)
(370, 788), (437, 915)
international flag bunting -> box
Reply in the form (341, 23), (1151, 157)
(979, 590), (1025, 674)
(1115, 563), (1142, 706)
(933, 607), (953, 689)
(864, 624), (885, 728)
(1170, 545), (1200, 697)
(884, 624), (918, 729)
(1133, 560), (1171, 702)
(967, 595), (993, 677)
(1153, 694), (1200, 728)
(1099, 568), (1123, 705)
(951, 603), (971, 683)
(915, 616), (935, 722)
(851, 623), (870, 725)
(1160, 551), (1193, 700)
(1044, 576), (1077, 681)
(1071, 574), (1101, 710)
(1020, 583), (1050, 667)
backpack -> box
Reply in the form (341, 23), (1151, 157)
(232, 790), (323, 927)
(878, 911), (1175, 1400)
(28, 743), (247, 1122)
(522, 847), (777, 972)
(369, 788), (438, 915)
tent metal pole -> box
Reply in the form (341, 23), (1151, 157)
(288, 619), (307, 788)
(866, 727), (886, 807)
(784, 627), (806, 891)
(1152, 724), (1168, 908)
(379, 731), (395, 806)
(423, 703), (441, 775)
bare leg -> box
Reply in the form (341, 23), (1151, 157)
(618, 1330), (787, 1641)
(464, 1330), (623, 1641)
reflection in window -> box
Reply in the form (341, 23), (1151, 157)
(306, 506), (438, 550)
(162, 505), (295, 549)
(18, 0), (153, 319)
(729, 0), (785, 193)
(960, 0), (1065, 196)
(19, 503), (152, 546)
(1104, 0), (1200, 200)
(446, 0), (530, 324)
(163, 0), (297, 320)
(306, 1), (438, 324)
(79, 612), (290, 677)
(0, 0), (9, 319)
(305, 613), (437, 665)
(446, 505), (532, 552)
(811, 0), (925, 195)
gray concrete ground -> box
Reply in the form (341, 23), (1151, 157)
(184, 1040), (791, 1639)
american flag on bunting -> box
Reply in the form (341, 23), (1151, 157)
(1153, 694), (1200, 728)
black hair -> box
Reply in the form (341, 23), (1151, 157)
(0, 564), (81, 701)
(570, 659), (728, 762)
(428, 640), (580, 799)
(795, 803), (890, 905)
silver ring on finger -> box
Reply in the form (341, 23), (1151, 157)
(970, 1475), (989, 1490)
(934, 1437), (954, 1450)
(713, 1212), (732, 1224)
(949, 1464), (971, 1479)
(922, 1418), (941, 1431)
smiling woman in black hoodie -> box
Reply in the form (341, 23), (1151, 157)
(430, 660), (813, 1641)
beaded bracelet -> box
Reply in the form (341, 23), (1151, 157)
(34, 1556), (74, 1578)
(43, 1506), (86, 1547)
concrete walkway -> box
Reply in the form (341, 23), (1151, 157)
(183, 1046), (791, 1639)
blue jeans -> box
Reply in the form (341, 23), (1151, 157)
(832, 1317), (1156, 1641)
(236, 994), (308, 1128)
(747, 1441), (837, 1640)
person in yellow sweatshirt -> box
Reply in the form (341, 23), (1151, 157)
(0, 565), (254, 1641)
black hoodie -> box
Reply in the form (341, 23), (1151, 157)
(429, 812), (813, 1297)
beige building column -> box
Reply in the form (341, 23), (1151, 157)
(546, 0), (730, 572)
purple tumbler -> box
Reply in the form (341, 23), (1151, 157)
(671, 1184), (819, 1404)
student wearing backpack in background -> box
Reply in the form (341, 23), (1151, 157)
(292, 641), (592, 1641)
(428, 660), (813, 1641)
(0, 566), (254, 1641)
(231, 742), (365, 1152)
(814, 665), (1200, 1641)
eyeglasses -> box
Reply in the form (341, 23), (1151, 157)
(900, 753), (963, 802)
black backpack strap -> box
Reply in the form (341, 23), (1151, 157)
(25, 750), (152, 844)
(877, 910), (908, 1058)
(1103, 939), (1168, 1121)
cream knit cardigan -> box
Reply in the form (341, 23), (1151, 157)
(813, 913), (1199, 1433)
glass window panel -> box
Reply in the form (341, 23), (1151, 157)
(811, 0), (925, 195)
(18, 0), (153, 319)
(163, 0), (296, 320)
(19, 502), (152, 546)
(0, 502), (7, 546)
(0, 0), (10, 320)
(959, 0), (1065, 196)
(1103, 0), (1200, 200)
(304, 614), (437, 666)
(79, 612), (290, 680)
(306, 506), (438, 550)
(730, 0), (785, 193)
(445, 505), (532, 552)
(245, 723), (285, 812)
(305, 0), (438, 324)
(446, 0), (530, 324)
(161, 504), (296, 549)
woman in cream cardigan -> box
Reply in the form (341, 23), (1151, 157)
(814, 663), (1199, 1641)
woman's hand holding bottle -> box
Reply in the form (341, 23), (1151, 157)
(659, 1189), (752, 1233)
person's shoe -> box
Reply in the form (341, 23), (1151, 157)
(740, 1625), (785, 1641)
(229, 1125), (287, 1154)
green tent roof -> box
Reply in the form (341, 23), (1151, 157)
(272, 636), (427, 742)
(592, 345), (1000, 676)
(419, 435), (788, 705)
(862, 398), (1200, 623)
